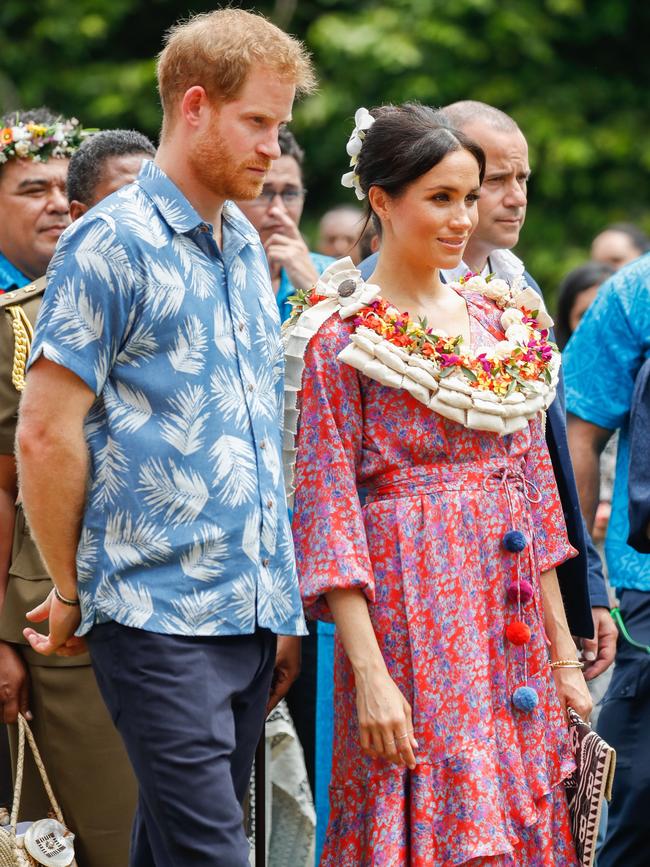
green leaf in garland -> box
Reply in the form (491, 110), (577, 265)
(461, 366), (478, 382)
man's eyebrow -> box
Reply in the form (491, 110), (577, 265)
(15, 178), (51, 190)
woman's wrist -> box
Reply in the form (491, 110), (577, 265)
(550, 658), (584, 670)
(351, 655), (388, 681)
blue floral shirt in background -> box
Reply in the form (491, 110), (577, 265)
(276, 252), (333, 323)
(29, 160), (307, 638)
(564, 253), (650, 591)
(0, 250), (31, 293)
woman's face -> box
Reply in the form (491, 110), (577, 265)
(569, 284), (600, 334)
(377, 148), (481, 270)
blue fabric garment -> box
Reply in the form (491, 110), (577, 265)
(275, 252), (334, 322)
(565, 253), (650, 590)
(358, 254), (605, 623)
(596, 589), (650, 867)
(0, 250), (30, 292)
(627, 359), (650, 553)
(29, 159), (306, 638)
(315, 620), (335, 859)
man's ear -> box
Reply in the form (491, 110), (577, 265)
(69, 201), (88, 222)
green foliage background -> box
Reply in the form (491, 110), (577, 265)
(1, 0), (648, 304)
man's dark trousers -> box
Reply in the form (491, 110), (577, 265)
(87, 621), (276, 867)
(597, 590), (650, 867)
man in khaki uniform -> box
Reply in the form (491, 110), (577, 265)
(0, 115), (153, 866)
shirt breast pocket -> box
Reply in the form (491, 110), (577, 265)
(9, 504), (49, 580)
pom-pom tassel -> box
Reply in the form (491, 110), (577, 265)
(507, 579), (534, 605)
(512, 686), (539, 712)
(505, 620), (531, 645)
(503, 530), (527, 552)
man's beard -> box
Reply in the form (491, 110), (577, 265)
(189, 129), (270, 201)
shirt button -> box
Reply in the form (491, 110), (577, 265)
(266, 499), (273, 509)
(262, 558), (270, 567)
(247, 383), (254, 392)
(260, 440), (266, 449)
(239, 322), (245, 332)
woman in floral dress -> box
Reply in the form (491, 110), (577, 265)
(286, 104), (592, 865)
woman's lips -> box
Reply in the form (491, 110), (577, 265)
(437, 237), (467, 249)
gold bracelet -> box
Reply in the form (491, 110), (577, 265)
(549, 659), (584, 670)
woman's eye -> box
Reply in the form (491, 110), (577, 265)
(466, 193), (480, 203)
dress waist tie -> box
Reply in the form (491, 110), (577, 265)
(367, 463), (544, 714)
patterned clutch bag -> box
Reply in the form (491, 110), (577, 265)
(564, 707), (616, 867)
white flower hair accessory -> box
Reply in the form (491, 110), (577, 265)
(341, 107), (375, 200)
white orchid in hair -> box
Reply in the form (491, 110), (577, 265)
(341, 107), (375, 200)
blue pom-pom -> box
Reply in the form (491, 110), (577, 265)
(512, 686), (539, 712)
(503, 530), (527, 553)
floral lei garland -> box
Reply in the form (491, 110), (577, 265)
(284, 258), (560, 437)
(0, 117), (88, 164)
(349, 279), (554, 398)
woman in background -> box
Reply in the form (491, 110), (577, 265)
(555, 261), (614, 350)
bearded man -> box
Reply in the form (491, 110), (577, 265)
(15, 11), (315, 867)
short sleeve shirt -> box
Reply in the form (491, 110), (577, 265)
(28, 160), (307, 637)
(564, 253), (650, 590)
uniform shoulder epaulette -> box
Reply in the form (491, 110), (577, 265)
(0, 276), (47, 309)
(1, 276), (46, 392)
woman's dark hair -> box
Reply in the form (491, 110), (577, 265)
(355, 103), (486, 232)
(555, 261), (615, 349)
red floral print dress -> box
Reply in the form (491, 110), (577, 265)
(291, 286), (580, 866)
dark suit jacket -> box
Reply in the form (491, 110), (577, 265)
(358, 253), (606, 636)
(628, 358), (650, 553)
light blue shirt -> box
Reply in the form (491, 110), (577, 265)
(0, 250), (30, 293)
(276, 252), (334, 323)
(29, 160), (307, 638)
(564, 253), (650, 590)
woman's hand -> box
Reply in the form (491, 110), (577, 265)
(551, 666), (593, 722)
(353, 664), (418, 769)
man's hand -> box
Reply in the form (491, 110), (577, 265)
(582, 606), (618, 680)
(23, 589), (86, 657)
(264, 208), (319, 292)
(0, 641), (31, 723)
(267, 635), (301, 713)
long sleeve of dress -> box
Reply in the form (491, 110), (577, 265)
(525, 413), (578, 573)
(291, 314), (374, 621)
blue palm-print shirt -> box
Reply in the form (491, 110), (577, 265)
(28, 160), (307, 638)
(565, 253), (650, 591)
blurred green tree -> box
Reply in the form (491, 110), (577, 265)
(1, 0), (648, 301)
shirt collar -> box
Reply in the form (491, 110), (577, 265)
(442, 247), (525, 285)
(135, 160), (204, 234)
(0, 250), (31, 293)
(136, 160), (261, 248)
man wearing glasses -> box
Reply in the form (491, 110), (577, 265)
(237, 128), (332, 322)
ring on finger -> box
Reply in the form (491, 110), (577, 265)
(396, 730), (414, 741)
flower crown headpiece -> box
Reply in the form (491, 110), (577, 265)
(0, 117), (88, 165)
(341, 107), (375, 200)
